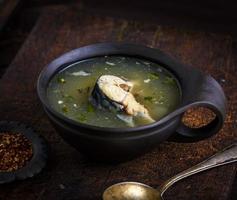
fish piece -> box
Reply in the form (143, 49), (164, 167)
(91, 75), (155, 124)
(123, 93), (155, 123)
(90, 75), (132, 111)
(117, 114), (134, 127)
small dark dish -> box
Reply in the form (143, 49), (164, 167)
(0, 121), (48, 184)
(37, 43), (226, 161)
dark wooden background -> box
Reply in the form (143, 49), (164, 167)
(0, 1), (236, 199)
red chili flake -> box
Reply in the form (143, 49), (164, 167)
(0, 133), (33, 172)
(182, 107), (216, 128)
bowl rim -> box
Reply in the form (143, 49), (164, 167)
(37, 42), (203, 133)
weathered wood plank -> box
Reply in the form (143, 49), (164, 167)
(0, 6), (236, 200)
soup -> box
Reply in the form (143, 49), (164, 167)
(47, 56), (181, 128)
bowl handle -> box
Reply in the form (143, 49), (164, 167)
(173, 75), (227, 142)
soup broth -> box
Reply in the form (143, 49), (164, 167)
(47, 56), (181, 128)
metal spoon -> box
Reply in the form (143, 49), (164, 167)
(103, 143), (237, 200)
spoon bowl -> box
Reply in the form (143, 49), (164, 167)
(103, 182), (161, 200)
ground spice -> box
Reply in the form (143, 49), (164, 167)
(0, 133), (33, 172)
(182, 107), (216, 128)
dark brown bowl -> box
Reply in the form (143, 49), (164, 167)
(37, 43), (226, 161)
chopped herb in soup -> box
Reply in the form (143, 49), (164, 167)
(47, 56), (181, 128)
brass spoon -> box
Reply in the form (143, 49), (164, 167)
(103, 143), (237, 200)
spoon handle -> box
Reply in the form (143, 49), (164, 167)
(159, 143), (237, 196)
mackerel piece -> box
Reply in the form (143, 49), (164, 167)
(91, 75), (155, 125)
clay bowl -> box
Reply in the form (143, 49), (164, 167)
(37, 43), (226, 161)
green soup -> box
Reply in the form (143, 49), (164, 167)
(47, 56), (181, 128)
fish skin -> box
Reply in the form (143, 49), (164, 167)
(91, 75), (155, 123)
